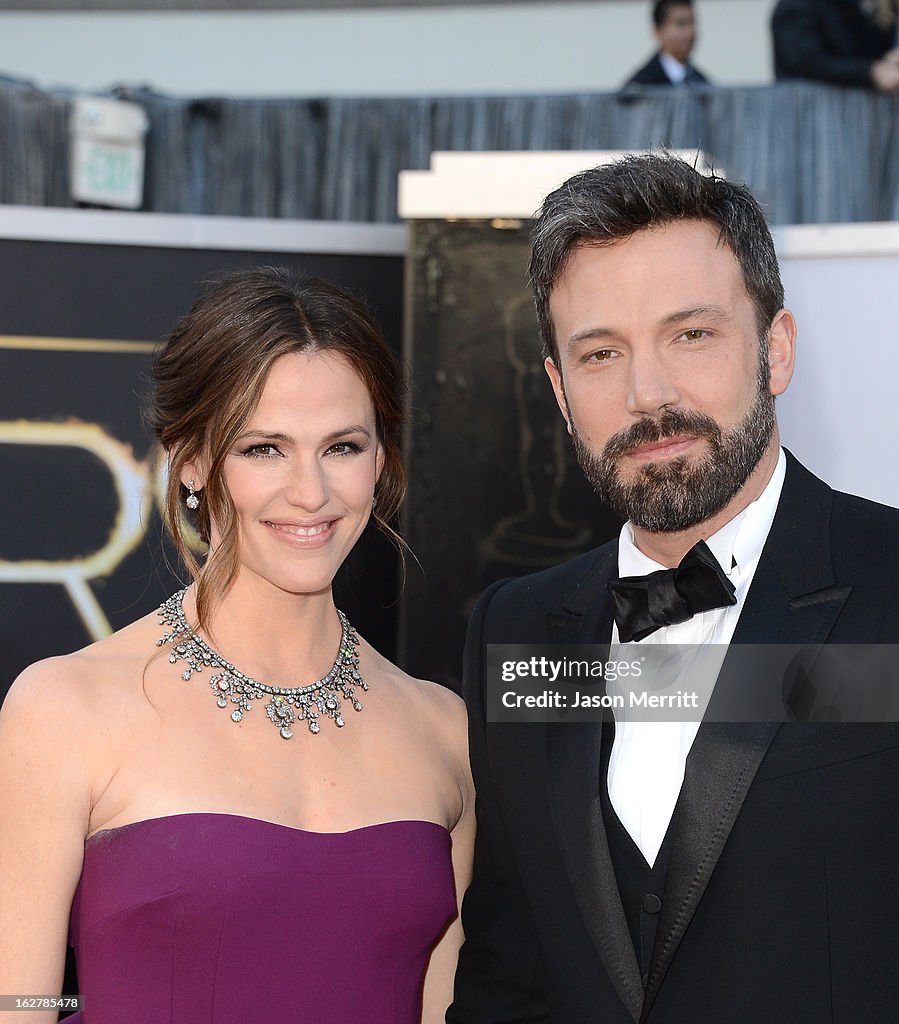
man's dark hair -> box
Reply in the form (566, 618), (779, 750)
(529, 152), (785, 363)
(653, 0), (692, 27)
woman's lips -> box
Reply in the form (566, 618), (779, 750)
(263, 518), (338, 547)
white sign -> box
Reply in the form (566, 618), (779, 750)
(70, 97), (148, 210)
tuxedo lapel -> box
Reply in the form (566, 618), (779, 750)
(729, 452), (851, 649)
(641, 454), (851, 1017)
(544, 542), (617, 646)
(548, 721), (644, 1022)
(544, 544), (644, 1021)
(641, 714), (781, 1018)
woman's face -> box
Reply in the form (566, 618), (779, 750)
(209, 349), (382, 598)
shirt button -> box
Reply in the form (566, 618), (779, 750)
(642, 893), (662, 914)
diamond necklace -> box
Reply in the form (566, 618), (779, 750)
(155, 589), (366, 740)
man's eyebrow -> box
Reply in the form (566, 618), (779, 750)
(658, 305), (734, 328)
(566, 326), (619, 350)
(564, 306), (735, 353)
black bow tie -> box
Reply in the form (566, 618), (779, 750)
(609, 539), (737, 643)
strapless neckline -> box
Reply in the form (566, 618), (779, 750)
(85, 811), (450, 844)
(69, 810), (457, 1024)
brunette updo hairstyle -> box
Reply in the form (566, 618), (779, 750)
(148, 267), (405, 630)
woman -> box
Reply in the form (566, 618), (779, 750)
(0, 268), (474, 1024)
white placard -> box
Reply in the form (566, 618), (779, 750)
(70, 97), (148, 210)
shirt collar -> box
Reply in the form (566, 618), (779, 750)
(618, 447), (787, 579)
(658, 51), (688, 83)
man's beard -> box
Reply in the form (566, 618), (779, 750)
(571, 364), (776, 534)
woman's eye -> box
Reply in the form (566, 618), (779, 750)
(241, 444), (281, 459)
(327, 441), (363, 457)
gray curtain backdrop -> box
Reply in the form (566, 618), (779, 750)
(2, 78), (898, 224)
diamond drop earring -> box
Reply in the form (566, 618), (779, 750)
(185, 480), (200, 510)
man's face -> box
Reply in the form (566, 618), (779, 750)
(656, 4), (696, 63)
(544, 220), (793, 534)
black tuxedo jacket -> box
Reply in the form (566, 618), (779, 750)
(623, 53), (709, 88)
(772, 0), (896, 87)
(449, 454), (899, 1023)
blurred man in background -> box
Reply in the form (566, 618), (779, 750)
(624, 1), (710, 88)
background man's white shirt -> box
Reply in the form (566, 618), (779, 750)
(658, 51), (688, 84)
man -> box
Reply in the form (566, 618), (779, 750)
(624, 1), (710, 88)
(449, 154), (898, 1022)
(772, 0), (899, 93)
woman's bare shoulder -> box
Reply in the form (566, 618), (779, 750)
(411, 674), (467, 726)
(366, 644), (468, 746)
(3, 608), (163, 723)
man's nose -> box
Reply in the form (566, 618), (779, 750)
(624, 349), (681, 417)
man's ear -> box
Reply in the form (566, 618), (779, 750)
(766, 309), (797, 397)
(544, 357), (573, 435)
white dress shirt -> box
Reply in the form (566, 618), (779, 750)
(658, 51), (688, 84)
(607, 448), (787, 866)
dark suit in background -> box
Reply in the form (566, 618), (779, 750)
(772, 0), (897, 87)
(625, 52), (709, 87)
(449, 453), (899, 1022)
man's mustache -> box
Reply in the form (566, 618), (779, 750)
(602, 409), (722, 461)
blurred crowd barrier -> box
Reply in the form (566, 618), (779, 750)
(2, 79), (898, 224)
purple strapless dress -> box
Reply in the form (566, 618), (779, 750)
(66, 813), (456, 1023)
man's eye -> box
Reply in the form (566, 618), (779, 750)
(586, 349), (616, 363)
(678, 329), (709, 343)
